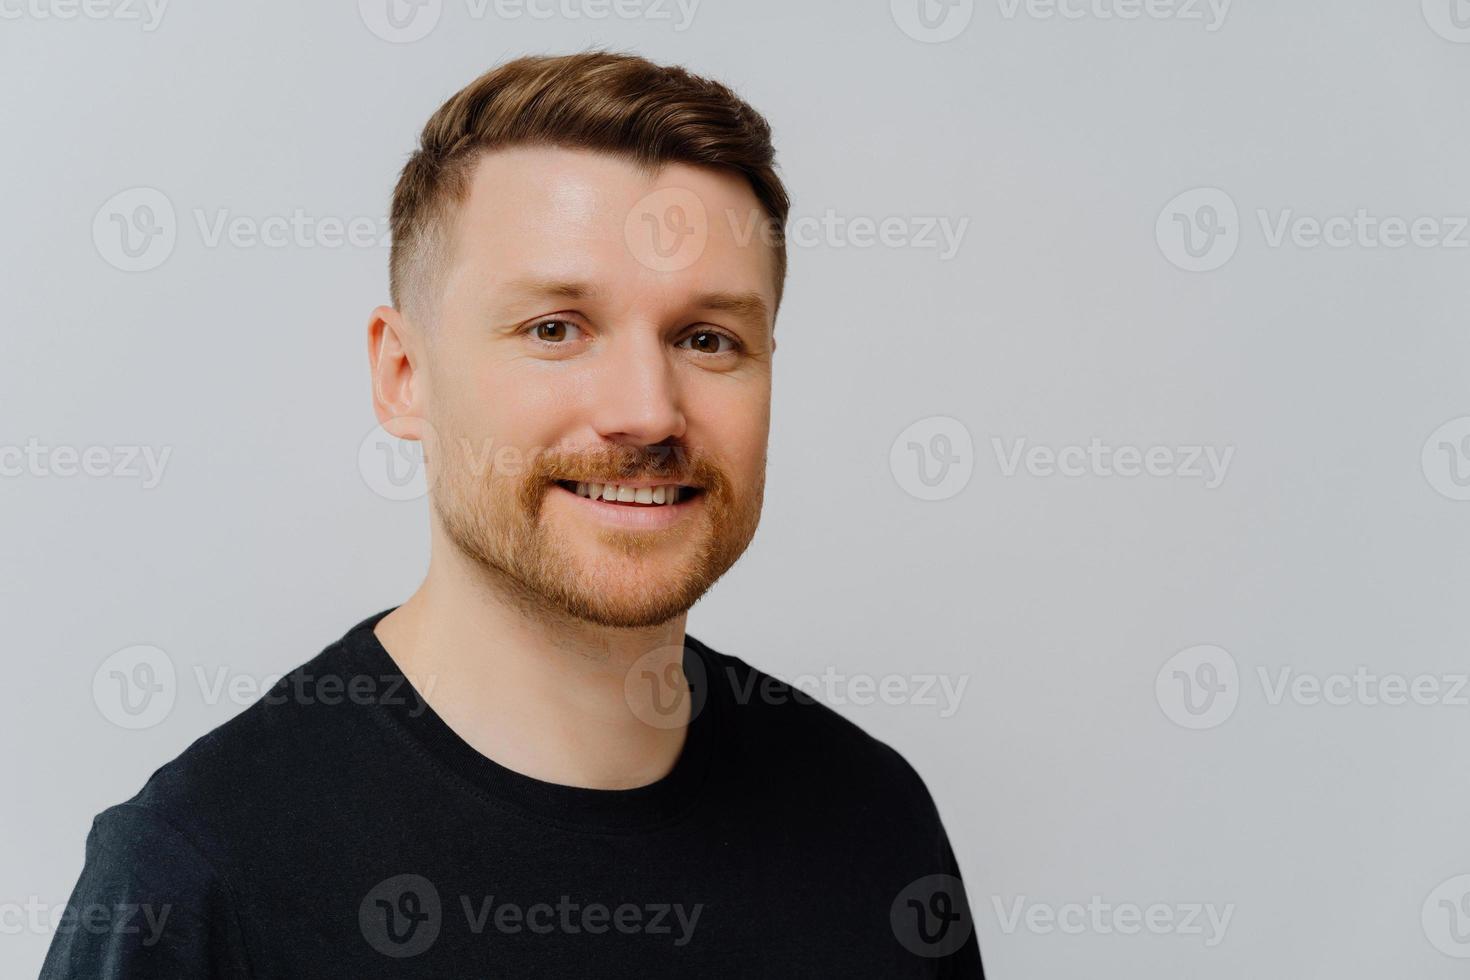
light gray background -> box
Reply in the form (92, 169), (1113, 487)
(4, 1), (1469, 976)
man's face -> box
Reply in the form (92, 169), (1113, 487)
(417, 146), (776, 628)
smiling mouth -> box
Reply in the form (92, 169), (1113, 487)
(554, 480), (703, 506)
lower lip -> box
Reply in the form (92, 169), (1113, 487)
(550, 483), (701, 530)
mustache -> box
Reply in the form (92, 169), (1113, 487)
(533, 443), (716, 488)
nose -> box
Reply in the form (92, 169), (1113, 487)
(586, 330), (686, 447)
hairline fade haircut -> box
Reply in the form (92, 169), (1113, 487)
(388, 50), (790, 325)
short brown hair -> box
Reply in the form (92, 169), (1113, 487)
(388, 50), (790, 320)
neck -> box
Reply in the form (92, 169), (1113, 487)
(374, 530), (691, 791)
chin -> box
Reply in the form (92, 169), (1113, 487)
(551, 584), (701, 629)
(540, 534), (722, 625)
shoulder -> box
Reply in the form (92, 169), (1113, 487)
(46, 801), (255, 978)
(687, 634), (941, 819)
(104, 633), (382, 863)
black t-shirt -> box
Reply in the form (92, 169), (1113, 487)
(42, 609), (983, 977)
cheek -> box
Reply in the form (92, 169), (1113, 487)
(692, 381), (770, 478)
(445, 362), (580, 458)
(499, 384), (571, 447)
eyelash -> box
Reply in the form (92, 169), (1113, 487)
(523, 319), (743, 355)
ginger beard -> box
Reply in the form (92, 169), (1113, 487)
(430, 437), (764, 628)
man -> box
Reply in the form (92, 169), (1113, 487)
(44, 51), (982, 977)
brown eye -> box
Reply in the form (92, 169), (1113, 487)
(532, 320), (578, 343)
(680, 330), (735, 354)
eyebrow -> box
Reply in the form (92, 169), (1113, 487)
(501, 278), (597, 304)
(499, 278), (772, 331)
(697, 290), (771, 328)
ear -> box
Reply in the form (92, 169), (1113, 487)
(367, 305), (429, 442)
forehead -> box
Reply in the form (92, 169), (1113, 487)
(442, 145), (778, 319)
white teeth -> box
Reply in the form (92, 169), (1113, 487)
(571, 482), (683, 504)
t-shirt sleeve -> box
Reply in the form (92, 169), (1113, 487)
(936, 821), (985, 979)
(876, 738), (985, 978)
(39, 803), (252, 979)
